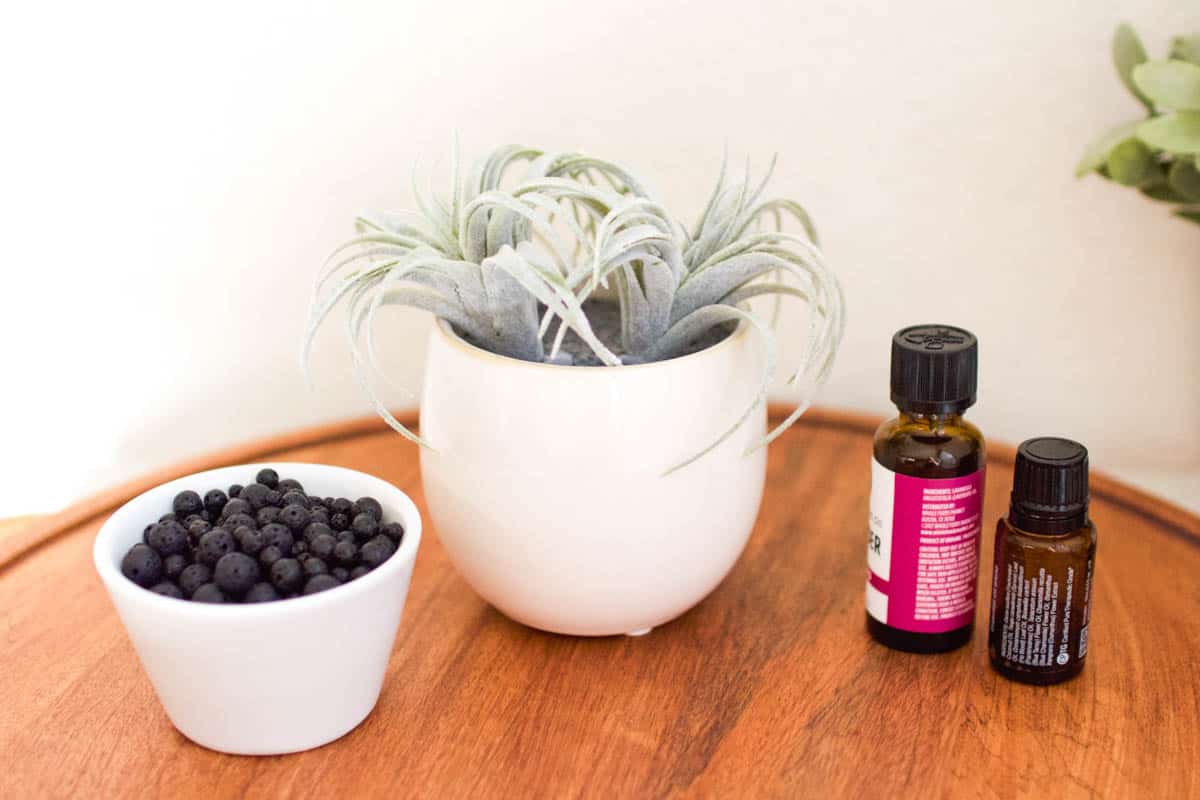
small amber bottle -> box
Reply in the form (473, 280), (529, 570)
(989, 437), (1097, 684)
(867, 325), (986, 653)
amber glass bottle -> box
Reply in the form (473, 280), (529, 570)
(989, 437), (1097, 684)
(867, 325), (985, 653)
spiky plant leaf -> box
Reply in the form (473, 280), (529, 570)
(308, 144), (845, 472)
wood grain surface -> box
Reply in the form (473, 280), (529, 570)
(1, 407), (1196, 799)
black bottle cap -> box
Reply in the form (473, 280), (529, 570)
(890, 324), (978, 414)
(1009, 437), (1090, 534)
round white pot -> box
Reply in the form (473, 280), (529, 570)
(419, 320), (768, 636)
(93, 463), (422, 755)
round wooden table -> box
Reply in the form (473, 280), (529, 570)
(1, 408), (1196, 798)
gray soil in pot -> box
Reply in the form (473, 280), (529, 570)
(453, 300), (734, 366)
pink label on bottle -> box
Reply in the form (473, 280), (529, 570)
(867, 461), (984, 633)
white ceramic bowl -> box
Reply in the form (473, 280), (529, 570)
(420, 319), (769, 637)
(93, 463), (422, 755)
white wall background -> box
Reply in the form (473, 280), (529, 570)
(1, 1), (1197, 516)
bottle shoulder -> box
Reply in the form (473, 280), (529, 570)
(995, 518), (1097, 557)
(873, 414), (986, 478)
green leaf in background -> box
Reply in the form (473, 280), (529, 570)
(1171, 34), (1200, 66)
(1113, 22), (1154, 110)
(1137, 111), (1200, 154)
(1174, 209), (1200, 225)
(1132, 60), (1200, 111)
(1141, 183), (1189, 203)
(1075, 119), (1143, 176)
(1168, 157), (1200, 200)
(1107, 138), (1155, 185)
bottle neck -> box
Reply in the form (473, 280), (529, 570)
(1008, 504), (1088, 535)
(896, 410), (965, 433)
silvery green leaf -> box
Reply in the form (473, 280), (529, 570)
(1107, 138), (1156, 185)
(485, 208), (516, 256)
(544, 154), (652, 197)
(1132, 60), (1200, 111)
(480, 256), (543, 361)
(738, 198), (819, 245)
(343, 280), (435, 449)
(488, 244), (620, 365)
(672, 252), (797, 324)
(1137, 111), (1200, 154)
(1169, 157), (1200, 200)
(1114, 23), (1154, 111)
(1171, 35), (1200, 67)
(311, 144), (846, 470)
(1076, 120), (1144, 177)
(618, 259), (674, 354)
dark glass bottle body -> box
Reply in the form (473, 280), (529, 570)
(868, 410), (986, 653)
(988, 517), (1097, 684)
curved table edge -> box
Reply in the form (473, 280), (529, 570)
(3, 405), (1196, 573)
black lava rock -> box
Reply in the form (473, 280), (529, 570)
(270, 558), (304, 593)
(310, 533), (337, 562)
(243, 582), (280, 603)
(122, 472), (400, 604)
(214, 552), (260, 595)
(360, 535), (395, 569)
(304, 522), (334, 545)
(279, 504), (311, 532)
(303, 574), (342, 595)
(150, 581), (185, 599)
(353, 497), (383, 522)
(351, 512), (378, 542)
(178, 563), (212, 597)
(203, 489), (228, 518)
(186, 519), (211, 541)
(163, 553), (189, 580)
(255, 468), (279, 489)
(302, 557), (328, 578)
(333, 540), (358, 565)
(197, 528), (237, 566)
(260, 523), (294, 553)
(223, 512), (257, 532)
(121, 544), (163, 587)
(192, 583), (226, 603)
(280, 491), (309, 509)
(239, 483), (272, 511)
(258, 545), (284, 567)
(172, 490), (204, 517)
(148, 521), (190, 556)
(380, 521), (405, 544)
(221, 498), (252, 519)
(256, 506), (282, 527)
(234, 525), (265, 556)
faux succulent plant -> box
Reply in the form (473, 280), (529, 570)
(306, 145), (845, 472)
(1077, 23), (1200, 225)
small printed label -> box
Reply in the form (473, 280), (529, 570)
(866, 458), (984, 633)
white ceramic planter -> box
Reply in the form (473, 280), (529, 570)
(93, 463), (422, 755)
(419, 320), (768, 636)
